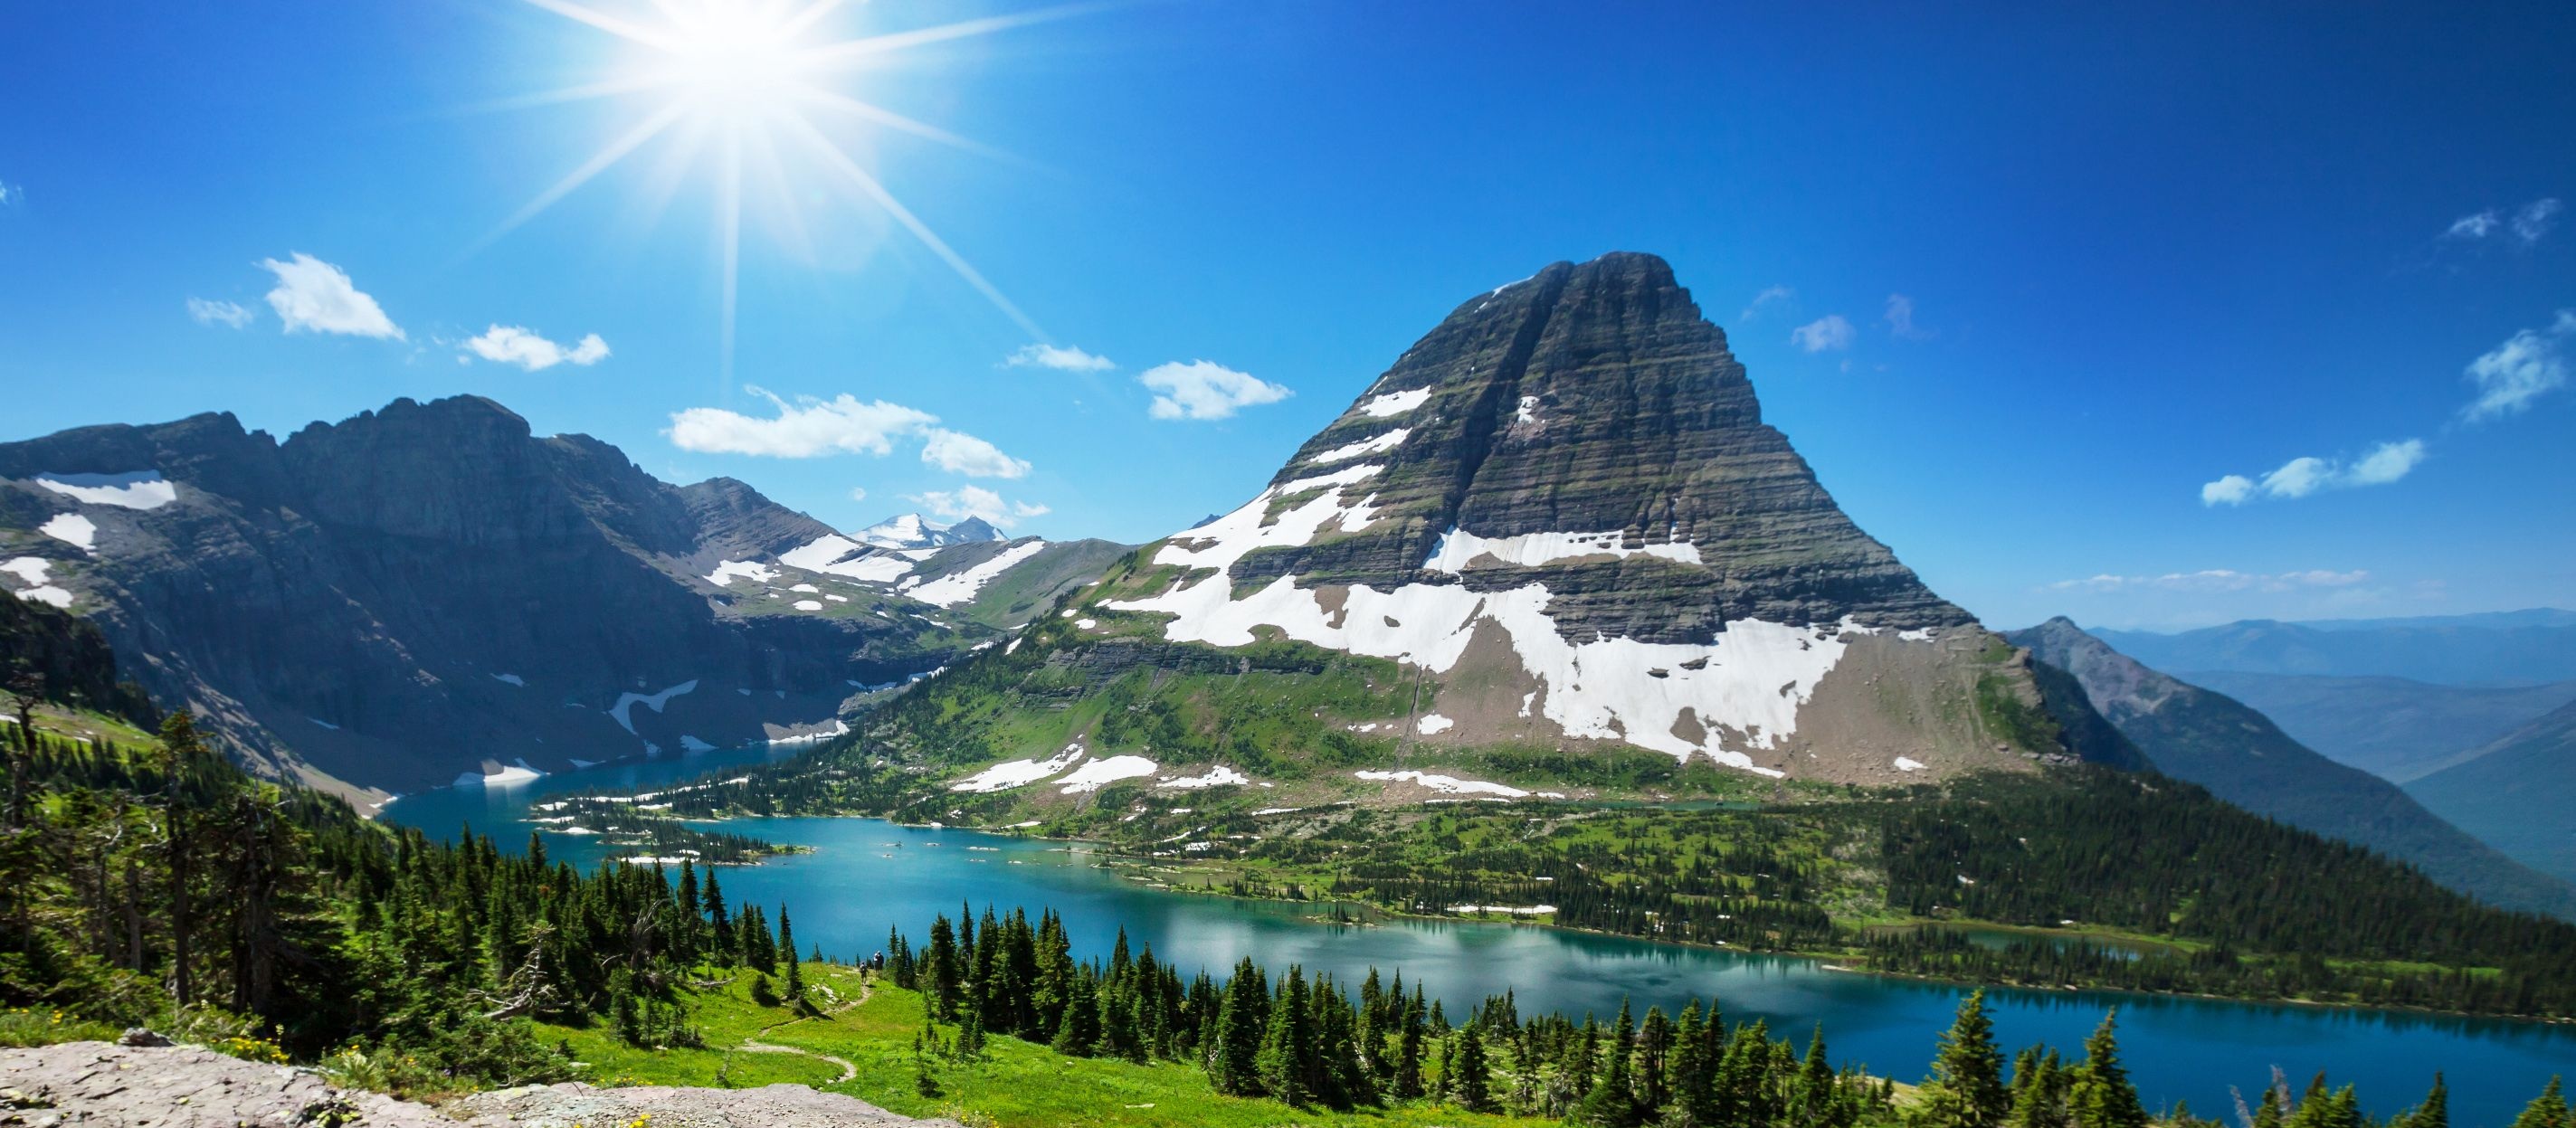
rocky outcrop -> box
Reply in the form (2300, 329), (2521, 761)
(0, 1041), (946, 1128)
(2010, 617), (2576, 919)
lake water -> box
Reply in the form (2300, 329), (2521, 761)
(385, 746), (2576, 1123)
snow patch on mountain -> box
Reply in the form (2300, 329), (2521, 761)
(608, 680), (698, 734)
(1058, 754), (1157, 793)
(705, 560), (776, 587)
(1355, 769), (1526, 798)
(39, 513), (97, 552)
(1312, 428), (1412, 464)
(34, 470), (177, 510)
(1107, 469), (1855, 775)
(950, 741), (1088, 793)
(1, 557), (73, 608)
(910, 540), (1049, 607)
(1424, 528), (1703, 572)
(777, 536), (915, 583)
(1358, 388), (1432, 417)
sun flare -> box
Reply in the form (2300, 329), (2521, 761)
(488, 0), (1067, 379)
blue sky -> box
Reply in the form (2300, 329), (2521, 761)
(3, 3), (2571, 630)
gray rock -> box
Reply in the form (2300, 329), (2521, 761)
(0, 1042), (947, 1128)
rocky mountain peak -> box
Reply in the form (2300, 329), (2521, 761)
(1069, 251), (2049, 782)
(856, 513), (1007, 550)
(1218, 250), (1967, 640)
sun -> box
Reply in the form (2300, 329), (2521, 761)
(480, 0), (1076, 380)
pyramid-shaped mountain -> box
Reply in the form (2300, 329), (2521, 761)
(889, 252), (2092, 791)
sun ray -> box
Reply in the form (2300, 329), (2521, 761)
(490, 0), (1082, 374)
(785, 115), (1041, 338)
(792, 3), (1111, 73)
(796, 89), (1024, 166)
(522, 0), (691, 53)
(463, 98), (691, 258)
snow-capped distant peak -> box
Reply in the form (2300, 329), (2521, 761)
(854, 513), (1009, 550)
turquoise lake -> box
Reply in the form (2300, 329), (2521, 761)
(385, 745), (2576, 1124)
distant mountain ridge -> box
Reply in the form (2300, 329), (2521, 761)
(0, 396), (1124, 800)
(2408, 699), (2576, 887)
(2092, 611), (2576, 685)
(855, 513), (1006, 550)
(2175, 670), (2576, 782)
(2010, 617), (2576, 919)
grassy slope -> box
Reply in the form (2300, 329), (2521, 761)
(540, 965), (1538, 1128)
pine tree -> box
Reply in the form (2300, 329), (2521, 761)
(2399, 1074), (2448, 1128)
(2066, 1012), (2147, 1128)
(1051, 969), (1100, 1057)
(1454, 1023), (1493, 1112)
(1256, 966), (1318, 1106)
(1925, 990), (2010, 1128)
(1393, 991), (1427, 1100)
(1209, 959), (1268, 1095)
(2509, 1078), (2570, 1128)
(926, 915), (962, 1020)
(1577, 999), (1638, 1127)
(780, 905), (803, 1000)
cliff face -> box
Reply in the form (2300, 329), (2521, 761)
(1232, 252), (1970, 643)
(0, 396), (977, 798)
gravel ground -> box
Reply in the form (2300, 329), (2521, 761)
(0, 1042), (946, 1128)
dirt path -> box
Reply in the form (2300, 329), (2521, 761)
(729, 972), (874, 1085)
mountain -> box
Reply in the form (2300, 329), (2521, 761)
(2010, 617), (2576, 918)
(2407, 699), (2576, 887)
(0, 395), (1121, 801)
(2091, 612), (2576, 685)
(851, 251), (2128, 807)
(855, 513), (1007, 550)
(2175, 670), (2576, 782)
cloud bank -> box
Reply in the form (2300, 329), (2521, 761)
(1140, 360), (1291, 421)
(187, 298), (254, 329)
(258, 252), (403, 339)
(2462, 308), (2573, 421)
(464, 325), (610, 371)
(1005, 344), (1115, 372)
(1791, 315), (1855, 353)
(2201, 439), (2425, 506)
(912, 486), (1050, 529)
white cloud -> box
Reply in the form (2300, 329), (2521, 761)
(848, 487), (868, 502)
(2048, 568), (2370, 593)
(1005, 343), (1115, 372)
(911, 486), (1050, 529)
(2199, 475), (2254, 507)
(1790, 315), (1855, 353)
(463, 325), (610, 371)
(1885, 294), (1931, 340)
(667, 388), (937, 458)
(2258, 456), (2334, 500)
(2511, 198), (2562, 245)
(2441, 197), (2560, 248)
(1139, 360), (1292, 421)
(919, 428), (1031, 479)
(2345, 438), (2427, 486)
(1739, 285), (1794, 322)
(187, 298), (254, 329)
(0, 180), (22, 207)
(257, 252), (404, 339)
(2461, 309), (2572, 421)
(2444, 211), (2500, 241)
(2202, 439), (2425, 506)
